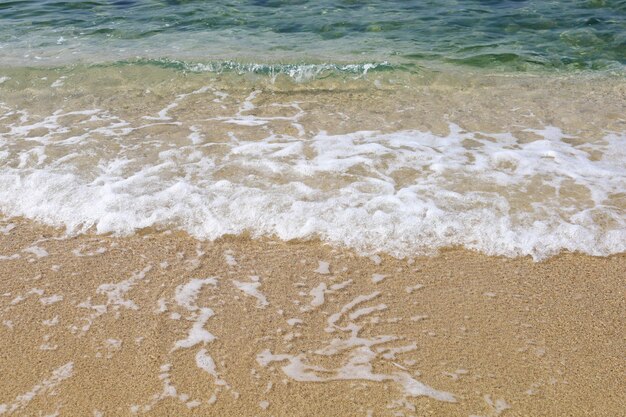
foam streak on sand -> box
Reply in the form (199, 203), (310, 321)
(173, 278), (218, 350)
(0, 219), (624, 415)
(257, 289), (455, 403)
(0, 0), (625, 414)
(0, 362), (73, 415)
(232, 276), (268, 308)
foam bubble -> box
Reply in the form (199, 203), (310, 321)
(0, 97), (624, 260)
(314, 261), (331, 275)
(23, 246), (48, 258)
(304, 283), (327, 311)
(0, 362), (73, 414)
(257, 289), (455, 403)
(173, 277), (218, 350)
(195, 349), (227, 386)
(371, 274), (387, 284)
(232, 276), (269, 308)
(97, 265), (152, 312)
(40, 294), (63, 305)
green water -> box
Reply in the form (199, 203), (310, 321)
(1, 0), (625, 71)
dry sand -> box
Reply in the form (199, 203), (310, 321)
(0, 217), (624, 416)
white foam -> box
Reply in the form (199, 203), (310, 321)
(169, 276), (228, 401)
(371, 274), (386, 283)
(136, 363), (202, 413)
(232, 276), (268, 308)
(195, 349), (228, 386)
(405, 284), (424, 294)
(369, 255), (382, 265)
(168, 278), (229, 402)
(0, 224), (15, 234)
(314, 261), (330, 275)
(327, 292), (381, 331)
(72, 245), (107, 257)
(305, 283), (327, 310)
(105, 338), (122, 349)
(470, 395), (511, 417)
(0, 362), (73, 414)
(173, 277), (217, 312)
(97, 265), (152, 311)
(257, 288), (455, 403)
(329, 280), (352, 291)
(144, 86), (212, 121)
(10, 295), (24, 305)
(74, 299), (107, 333)
(43, 316), (59, 326)
(50, 77), (66, 88)
(72, 266), (151, 334)
(210, 90), (304, 129)
(349, 304), (388, 320)
(40, 294), (63, 305)
(223, 250), (237, 266)
(155, 298), (168, 313)
(1, 98), (624, 260)
(173, 280), (217, 350)
(377, 343), (417, 360)
(23, 246), (48, 258)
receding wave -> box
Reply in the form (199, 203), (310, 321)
(0, 65), (624, 260)
(0, 105), (624, 260)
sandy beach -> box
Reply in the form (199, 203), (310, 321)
(0, 217), (624, 416)
(2, 1), (625, 416)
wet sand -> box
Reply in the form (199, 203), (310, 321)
(0, 217), (624, 416)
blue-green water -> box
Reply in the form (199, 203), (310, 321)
(1, 0), (625, 71)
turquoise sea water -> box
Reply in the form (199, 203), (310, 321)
(1, 0), (625, 70)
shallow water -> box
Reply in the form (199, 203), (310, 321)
(0, 65), (624, 259)
(0, 2), (625, 259)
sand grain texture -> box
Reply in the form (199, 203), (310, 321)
(0, 218), (624, 416)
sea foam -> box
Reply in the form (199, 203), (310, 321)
(0, 100), (624, 260)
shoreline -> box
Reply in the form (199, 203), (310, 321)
(1, 66), (624, 261)
(2, 2), (625, 415)
(1, 217), (624, 416)
(1, 57), (625, 76)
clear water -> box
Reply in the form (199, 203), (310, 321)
(0, 2), (624, 259)
(1, 0), (625, 70)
